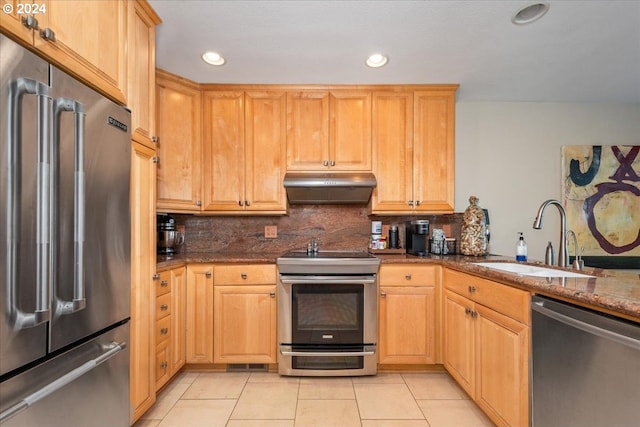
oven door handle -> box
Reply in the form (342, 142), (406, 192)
(280, 350), (375, 357)
(279, 275), (376, 285)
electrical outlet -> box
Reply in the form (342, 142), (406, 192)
(264, 225), (278, 239)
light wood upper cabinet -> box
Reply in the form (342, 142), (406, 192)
(412, 90), (456, 212)
(130, 141), (157, 423)
(202, 89), (286, 213)
(371, 87), (457, 214)
(371, 91), (414, 212)
(286, 90), (371, 171)
(1, 0), (127, 104)
(155, 70), (202, 212)
(127, 0), (161, 148)
(0, 0), (37, 43)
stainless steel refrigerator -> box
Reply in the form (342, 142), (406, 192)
(0, 34), (131, 426)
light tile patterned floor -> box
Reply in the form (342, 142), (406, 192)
(134, 371), (495, 427)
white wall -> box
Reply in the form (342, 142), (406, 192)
(455, 102), (640, 261)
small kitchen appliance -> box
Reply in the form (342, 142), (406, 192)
(157, 213), (183, 256)
(405, 220), (430, 256)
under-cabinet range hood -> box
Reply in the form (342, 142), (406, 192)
(283, 172), (376, 204)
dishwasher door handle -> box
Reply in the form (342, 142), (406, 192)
(532, 300), (640, 351)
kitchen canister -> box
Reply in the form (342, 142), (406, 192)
(460, 195), (488, 256)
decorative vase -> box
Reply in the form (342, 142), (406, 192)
(460, 195), (487, 256)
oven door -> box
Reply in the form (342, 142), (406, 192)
(278, 275), (378, 376)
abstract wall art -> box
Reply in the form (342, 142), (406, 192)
(562, 145), (640, 258)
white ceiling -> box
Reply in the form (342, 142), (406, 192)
(149, 0), (640, 103)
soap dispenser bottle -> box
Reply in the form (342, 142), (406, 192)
(516, 232), (528, 262)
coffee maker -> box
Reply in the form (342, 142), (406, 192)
(405, 220), (430, 256)
(157, 213), (183, 256)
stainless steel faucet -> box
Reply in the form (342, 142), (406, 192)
(566, 230), (585, 270)
(533, 199), (569, 267)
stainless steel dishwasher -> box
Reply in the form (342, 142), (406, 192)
(531, 295), (640, 427)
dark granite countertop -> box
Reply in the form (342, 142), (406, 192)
(157, 252), (640, 322)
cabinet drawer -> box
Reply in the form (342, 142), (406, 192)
(214, 264), (276, 285)
(379, 264), (438, 286)
(444, 268), (530, 325)
(156, 315), (171, 345)
(156, 270), (171, 296)
(156, 292), (172, 320)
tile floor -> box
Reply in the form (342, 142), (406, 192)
(134, 370), (495, 427)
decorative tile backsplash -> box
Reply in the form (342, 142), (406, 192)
(171, 205), (463, 255)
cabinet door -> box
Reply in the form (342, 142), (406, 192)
(170, 267), (187, 373)
(0, 0), (37, 44)
(202, 91), (245, 211)
(379, 286), (435, 364)
(475, 305), (530, 427)
(371, 91), (414, 213)
(35, 0), (126, 103)
(329, 91), (372, 171)
(156, 70), (202, 212)
(213, 285), (277, 363)
(413, 90), (455, 212)
(130, 142), (156, 422)
(127, 0), (160, 148)
(244, 91), (287, 212)
(443, 290), (475, 398)
(155, 340), (171, 391)
(186, 265), (214, 364)
(286, 91), (329, 170)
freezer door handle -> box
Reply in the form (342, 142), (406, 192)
(52, 98), (87, 315)
(0, 341), (126, 423)
(6, 78), (51, 328)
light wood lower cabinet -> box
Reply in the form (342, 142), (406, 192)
(154, 266), (186, 391)
(213, 265), (277, 364)
(378, 265), (439, 365)
(443, 268), (530, 427)
(185, 264), (214, 364)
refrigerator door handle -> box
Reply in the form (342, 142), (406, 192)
(52, 98), (87, 315)
(0, 341), (126, 423)
(6, 78), (51, 329)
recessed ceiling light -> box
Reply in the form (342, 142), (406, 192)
(202, 51), (225, 66)
(512, 2), (550, 25)
(366, 53), (388, 68)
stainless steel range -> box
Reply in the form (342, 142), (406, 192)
(277, 250), (380, 376)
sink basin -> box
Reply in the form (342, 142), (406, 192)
(473, 262), (594, 278)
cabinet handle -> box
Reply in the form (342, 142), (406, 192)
(415, 200), (421, 206)
(472, 311), (478, 318)
(152, 156), (159, 164)
(468, 286), (476, 293)
(151, 136), (158, 143)
(160, 361), (168, 369)
(238, 200), (244, 206)
(160, 280), (168, 287)
(380, 291), (386, 298)
(241, 273), (248, 279)
(21, 15), (39, 30)
(330, 160), (335, 166)
(408, 200), (414, 207)
(205, 271), (212, 278)
(160, 327), (169, 334)
(196, 200), (202, 207)
(405, 273), (412, 280)
(323, 160), (329, 166)
(160, 304), (168, 311)
(245, 200), (251, 207)
(152, 274), (160, 280)
(270, 291), (276, 298)
(39, 27), (56, 42)
(465, 307), (472, 315)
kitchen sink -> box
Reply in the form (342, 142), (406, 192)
(473, 262), (595, 278)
